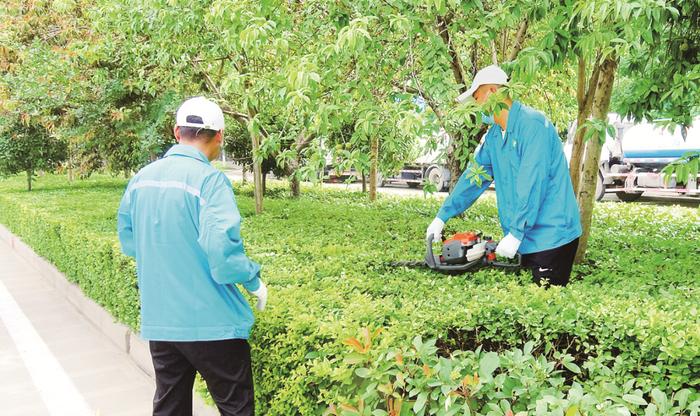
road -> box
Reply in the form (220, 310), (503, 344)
(222, 167), (700, 208)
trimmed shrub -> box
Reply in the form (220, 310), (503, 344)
(0, 174), (698, 415)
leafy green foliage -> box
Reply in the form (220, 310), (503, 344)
(613, 2), (700, 126)
(578, 118), (616, 145)
(0, 172), (698, 415)
(662, 152), (700, 186)
(328, 335), (700, 416)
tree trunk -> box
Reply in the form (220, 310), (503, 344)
(285, 132), (313, 198)
(251, 132), (264, 214)
(568, 111), (589, 194)
(368, 135), (379, 201)
(290, 174), (300, 198)
(361, 172), (367, 193)
(446, 132), (465, 192)
(570, 54), (602, 193)
(574, 55), (618, 263)
(67, 144), (74, 182)
(241, 165), (247, 184)
(26, 169), (32, 191)
(569, 56), (588, 192)
(446, 124), (488, 192)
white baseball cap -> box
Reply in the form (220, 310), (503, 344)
(175, 96), (225, 131)
(456, 65), (509, 103)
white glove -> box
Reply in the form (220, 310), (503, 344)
(247, 281), (268, 311)
(495, 233), (521, 259)
(426, 218), (445, 241)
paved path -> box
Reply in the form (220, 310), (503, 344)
(0, 237), (154, 415)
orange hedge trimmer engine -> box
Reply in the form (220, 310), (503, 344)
(440, 232), (496, 264)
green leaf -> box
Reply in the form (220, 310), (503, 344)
(413, 392), (428, 414)
(623, 394), (648, 406)
(674, 389), (691, 408)
(563, 360), (582, 374)
(355, 367), (371, 378)
(479, 352), (500, 379)
(651, 388), (666, 406)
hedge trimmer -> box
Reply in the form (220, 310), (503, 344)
(391, 231), (523, 274)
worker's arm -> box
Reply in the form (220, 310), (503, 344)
(508, 125), (551, 241)
(117, 179), (136, 258)
(436, 138), (493, 222)
(197, 172), (261, 292)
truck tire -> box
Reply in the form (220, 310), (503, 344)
(615, 191), (642, 202)
(595, 171), (605, 201)
(426, 166), (446, 191)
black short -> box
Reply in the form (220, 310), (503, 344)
(149, 338), (254, 416)
(521, 238), (579, 287)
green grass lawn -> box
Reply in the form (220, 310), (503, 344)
(0, 173), (698, 415)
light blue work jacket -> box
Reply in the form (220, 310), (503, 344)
(118, 144), (260, 341)
(437, 101), (582, 254)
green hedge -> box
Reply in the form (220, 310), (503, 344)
(0, 174), (698, 415)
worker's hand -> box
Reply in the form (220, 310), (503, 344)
(426, 218), (445, 241)
(496, 233), (521, 259)
(247, 281), (268, 311)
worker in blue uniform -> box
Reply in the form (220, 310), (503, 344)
(426, 65), (582, 286)
(118, 96), (265, 415)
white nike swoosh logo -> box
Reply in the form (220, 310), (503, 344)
(538, 267), (551, 272)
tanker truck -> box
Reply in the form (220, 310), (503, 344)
(565, 115), (700, 201)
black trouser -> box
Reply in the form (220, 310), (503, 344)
(522, 238), (579, 287)
(149, 339), (254, 416)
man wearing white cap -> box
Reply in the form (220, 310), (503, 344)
(426, 65), (582, 286)
(118, 96), (266, 415)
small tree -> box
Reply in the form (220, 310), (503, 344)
(0, 118), (67, 191)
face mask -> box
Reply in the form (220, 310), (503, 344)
(481, 113), (495, 125)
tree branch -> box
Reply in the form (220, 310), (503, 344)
(405, 37), (449, 131)
(436, 14), (467, 92)
(295, 130), (314, 153)
(583, 52), (602, 117)
(221, 109), (250, 124)
(470, 44), (479, 77)
(490, 41), (499, 65)
(576, 54), (586, 109)
(508, 19), (529, 62)
(193, 60), (249, 125)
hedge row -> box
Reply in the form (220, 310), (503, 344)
(0, 175), (698, 415)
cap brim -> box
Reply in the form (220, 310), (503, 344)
(456, 86), (478, 103)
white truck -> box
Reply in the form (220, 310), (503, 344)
(381, 129), (452, 192)
(564, 114), (700, 201)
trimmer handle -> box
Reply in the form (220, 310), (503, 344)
(490, 253), (523, 268)
(484, 240), (523, 268)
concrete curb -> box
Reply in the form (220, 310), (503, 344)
(0, 224), (218, 416)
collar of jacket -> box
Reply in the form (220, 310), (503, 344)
(164, 144), (211, 165)
(500, 100), (523, 148)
